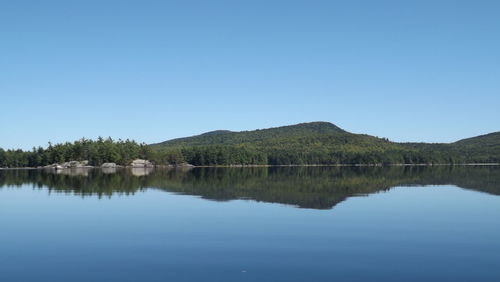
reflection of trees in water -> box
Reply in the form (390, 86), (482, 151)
(1, 166), (499, 209)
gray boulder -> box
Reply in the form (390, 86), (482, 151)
(43, 164), (64, 170)
(130, 159), (154, 168)
(59, 160), (91, 168)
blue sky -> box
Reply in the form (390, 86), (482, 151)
(1, 0), (499, 150)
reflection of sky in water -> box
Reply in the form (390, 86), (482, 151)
(1, 181), (499, 282)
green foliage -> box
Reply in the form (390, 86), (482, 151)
(0, 138), (151, 167)
(1, 122), (500, 167)
(450, 132), (500, 163)
(152, 122), (500, 165)
(181, 145), (267, 166)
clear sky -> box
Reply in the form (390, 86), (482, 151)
(1, 0), (499, 150)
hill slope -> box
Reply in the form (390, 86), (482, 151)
(152, 122), (346, 147)
(150, 122), (500, 165)
(450, 132), (500, 163)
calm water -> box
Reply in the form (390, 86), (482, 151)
(1, 166), (500, 282)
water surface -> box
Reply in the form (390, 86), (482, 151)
(1, 166), (499, 281)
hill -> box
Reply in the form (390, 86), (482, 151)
(1, 122), (498, 168)
(150, 122), (500, 165)
(152, 122), (345, 147)
(450, 132), (500, 163)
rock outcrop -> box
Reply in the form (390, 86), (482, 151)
(43, 164), (64, 170)
(61, 161), (90, 168)
(130, 159), (154, 168)
(44, 161), (91, 169)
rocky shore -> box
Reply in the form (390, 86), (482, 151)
(32, 159), (195, 170)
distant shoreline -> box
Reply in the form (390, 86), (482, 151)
(3, 122), (500, 169)
(1, 163), (500, 170)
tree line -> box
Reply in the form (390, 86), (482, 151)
(1, 135), (499, 168)
(0, 138), (154, 167)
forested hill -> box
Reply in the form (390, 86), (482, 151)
(453, 131), (500, 147)
(151, 122), (500, 165)
(1, 122), (499, 167)
(152, 122), (346, 147)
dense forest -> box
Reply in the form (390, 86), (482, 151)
(152, 122), (500, 166)
(1, 122), (500, 167)
(0, 138), (154, 167)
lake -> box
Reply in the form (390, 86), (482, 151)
(1, 166), (500, 281)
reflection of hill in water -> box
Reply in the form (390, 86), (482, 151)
(1, 166), (499, 209)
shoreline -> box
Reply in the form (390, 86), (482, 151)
(1, 163), (499, 170)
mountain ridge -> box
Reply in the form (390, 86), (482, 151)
(150, 121), (500, 165)
(2, 122), (498, 168)
(151, 122), (347, 147)
(151, 121), (500, 147)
